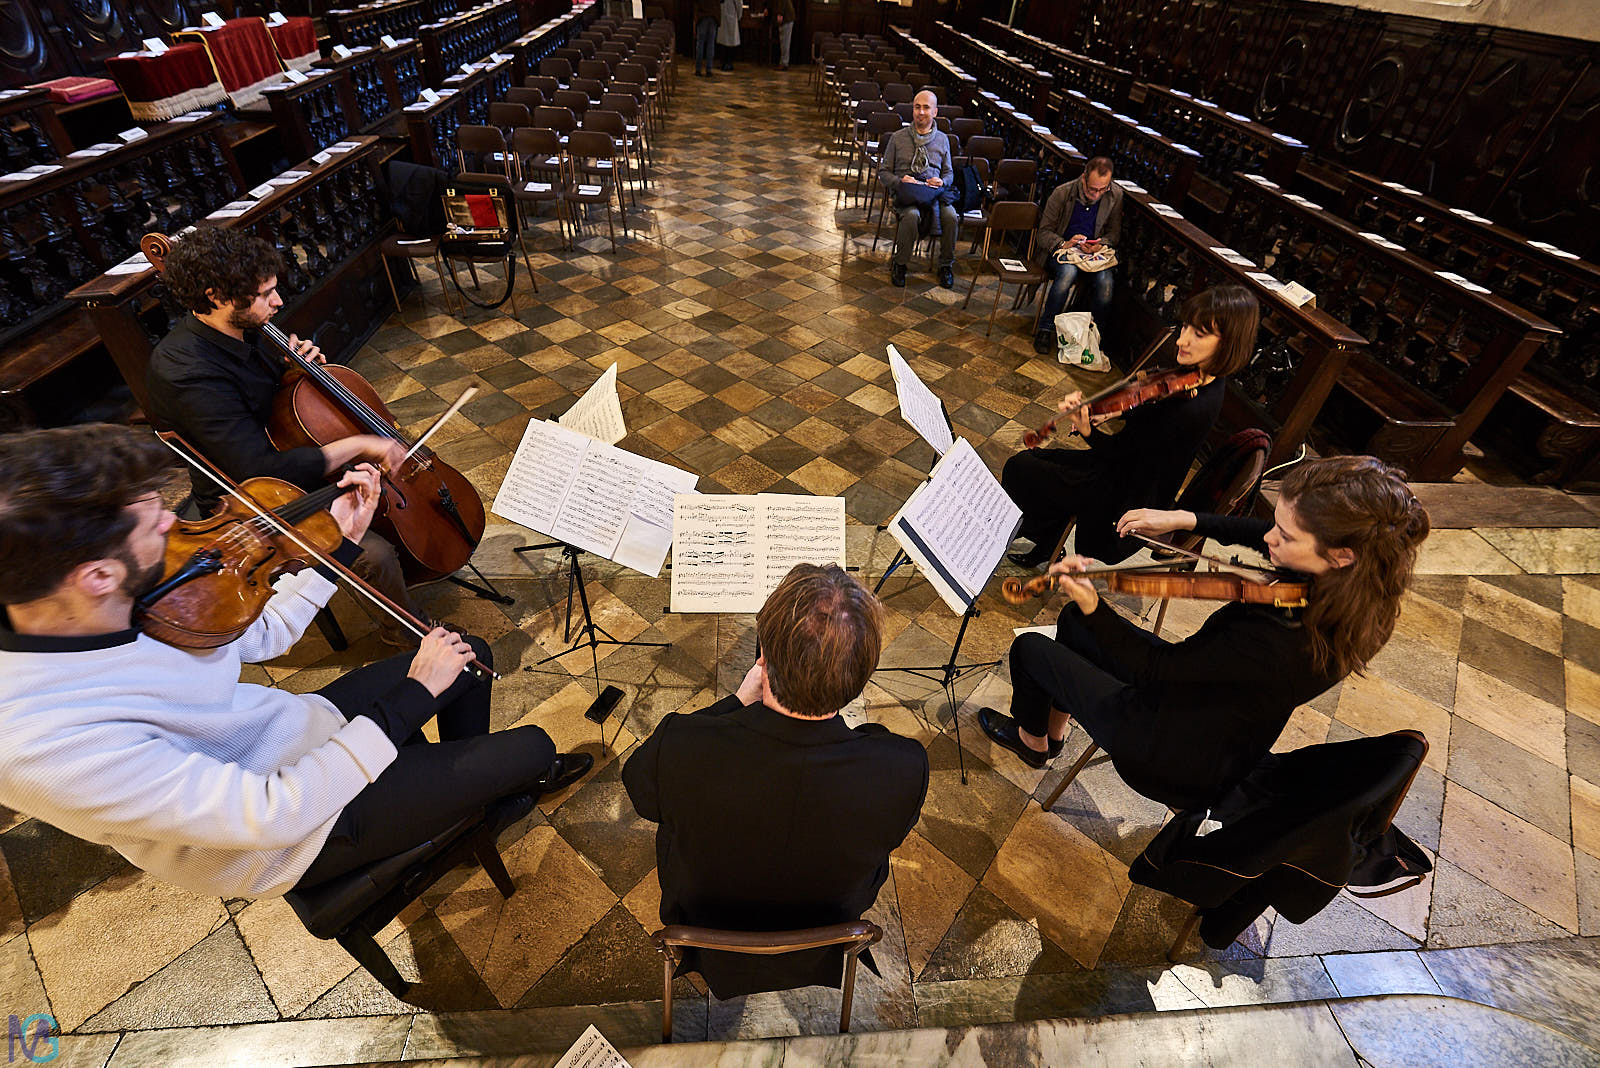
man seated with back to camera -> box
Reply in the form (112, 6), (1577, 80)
(623, 563), (928, 999)
(1033, 157), (1123, 355)
(879, 90), (958, 291)
(0, 424), (591, 901)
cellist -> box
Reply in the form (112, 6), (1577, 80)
(144, 226), (427, 645)
(979, 456), (1430, 810)
(0, 423), (590, 899)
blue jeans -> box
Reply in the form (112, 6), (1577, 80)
(695, 17), (717, 68)
(1040, 253), (1113, 334)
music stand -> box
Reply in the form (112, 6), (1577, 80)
(514, 541), (668, 690)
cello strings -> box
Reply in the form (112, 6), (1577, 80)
(262, 324), (414, 448)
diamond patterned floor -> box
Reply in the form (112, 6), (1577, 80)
(4, 63), (1600, 1061)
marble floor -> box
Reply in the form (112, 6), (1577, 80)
(4, 63), (1600, 1068)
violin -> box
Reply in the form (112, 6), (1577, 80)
(1023, 366), (1208, 449)
(137, 476), (348, 648)
(999, 534), (1309, 609)
(140, 434), (497, 679)
(140, 233), (488, 587)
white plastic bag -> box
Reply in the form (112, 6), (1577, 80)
(1054, 311), (1109, 371)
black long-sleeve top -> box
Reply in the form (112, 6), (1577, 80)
(1062, 511), (1340, 808)
(145, 316), (325, 513)
(1071, 376), (1225, 562)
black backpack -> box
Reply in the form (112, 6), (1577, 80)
(953, 163), (985, 214)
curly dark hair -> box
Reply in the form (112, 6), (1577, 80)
(0, 424), (176, 604)
(162, 226), (285, 316)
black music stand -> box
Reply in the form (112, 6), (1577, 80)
(514, 541), (668, 694)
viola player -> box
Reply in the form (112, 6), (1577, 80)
(144, 226), (428, 646)
(980, 455), (1430, 803)
(0, 423), (590, 899)
(1001, 285), (1260, 569)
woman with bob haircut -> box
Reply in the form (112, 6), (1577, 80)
(979, 455), (1431, 803)
(1002, 284), (1260, 568)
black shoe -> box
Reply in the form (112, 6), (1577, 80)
(1007, 545), (1050, 569)
(979, 707), (1052, 769)
(1048, 736), (1066, 760)
(938, 265), (955, 289)
(1034, 329), (1054, 356)
(533, 752), (594, 794)
(720, 63), (732, 71)
(890, 262), (907, 287)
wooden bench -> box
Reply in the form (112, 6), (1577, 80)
(70, 138), (400, 414)
(327, 0), (430, 49)
(977, 17), (1135, 110)
(1139, 84), (1305, 222)
(1224, 172), (1560, 481)
(1343, 169), (1600, 490)
(418, 0), (522, 87)
(0, 113), (239, 426)
(402, 55), (515, 170)
(0, 88), (73, 175)
(933, 21), (1053, 121)
(315, 39), (427, 139)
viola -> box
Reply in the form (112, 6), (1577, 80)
(141, 434), (497, 680)
(136, 476), (348, 649)
(139, 233), (487, 587)
(1023, 366), (1208, 449)
(999, 533), (1309, 609)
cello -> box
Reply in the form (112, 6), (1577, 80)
(140, 233), (492, 592)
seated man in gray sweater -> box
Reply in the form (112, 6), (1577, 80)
(0, 424), (590, 899)
(878, 90), (958, 290)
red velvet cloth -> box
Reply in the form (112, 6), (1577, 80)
(105, 43), (215, 101)
(195, 19), (282, 93)
(268, 17), (318, 62)
(25, 76), (120, 103)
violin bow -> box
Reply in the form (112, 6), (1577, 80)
(1123, 531), (1298, 584)
(153, 432), (499, 680)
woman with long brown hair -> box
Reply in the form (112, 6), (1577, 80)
(979, 455), (1430, 809)
(1002, 284), (1260, 569)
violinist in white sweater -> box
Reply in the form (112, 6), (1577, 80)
(0, 424), (590, 898)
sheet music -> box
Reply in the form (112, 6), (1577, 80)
(890, 438), (1022, 614)
(557, 362), (626, 444)
(886, 345), (954, 458)
(491, 420), (697, 576)
(670, 494), (846, 613)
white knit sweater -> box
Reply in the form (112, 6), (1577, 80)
(0, 570), (399, 898)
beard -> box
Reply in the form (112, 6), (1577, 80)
(117, 548), (167, 601)
(227, 303), (268, 332)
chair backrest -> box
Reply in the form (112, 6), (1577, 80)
(963, 135), (1003, 165)
(846, 79), (876, 103)
(525, 75), (559, 98)
(583, 108), (626, 138)
(601, 92), (640, 122)
(951, 117), (985, 143)
(567, 128), (616, 162)
(571, 77), (606, 102)
(533, 105), (577, 136)
(506, 86), (543, 111)
(456, 124), (507, 174)
(615, 61), (648, 85)
(883, 82), (913, 105)
(865, 111), (902, 139)
(487, 101), (530, 131)
(937, 104), (964, 120)
(579, 58), (613, 81)
(992, 157), (1038, 196)
(893, 102), (913, 123)
(538, 57), (572, 83)
(553, 88), (591, 117)
(511, 126), (564, 173)
(1171, 427), (1272, 547)
(985, 200), (1038, 238)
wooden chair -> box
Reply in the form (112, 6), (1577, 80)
(511, 126), (571, 251)
(650, 922), (882, 1042)
(962, 201), (1046, 336)
(583, 109), (638, 208)
(566, 129), (626, 253)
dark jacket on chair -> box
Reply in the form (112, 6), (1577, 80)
(622, 695), (928, 998)
(1129, 731), (1431, 947)
(386, 159), (449, 237)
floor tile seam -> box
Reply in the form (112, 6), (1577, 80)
(1437, 778), (1582, 934)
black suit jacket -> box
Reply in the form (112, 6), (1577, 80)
(622, 695), (928, 998)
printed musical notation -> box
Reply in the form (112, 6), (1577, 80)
(669, 494), (846, 613)
(557, 362), (627, 444)
(887, 344), (955, 458)
(891, 437), (1022, 614)
(491, 420), (698, 577)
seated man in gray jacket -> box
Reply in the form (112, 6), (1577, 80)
(878, 91), (958, 290)
(1033, 158), (1123, 354)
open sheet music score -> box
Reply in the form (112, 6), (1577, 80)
(491, 420), (698, 577)
(886, 344), (955, 457)
(669, 494), (846, 613)
(890, 437), (1022, 614)
(557, 362), (627, 444)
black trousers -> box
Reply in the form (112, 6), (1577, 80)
(294, 636), (556, 888)
(1007, 605), (1155, 740)
(1000, 448), (1103, 553)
